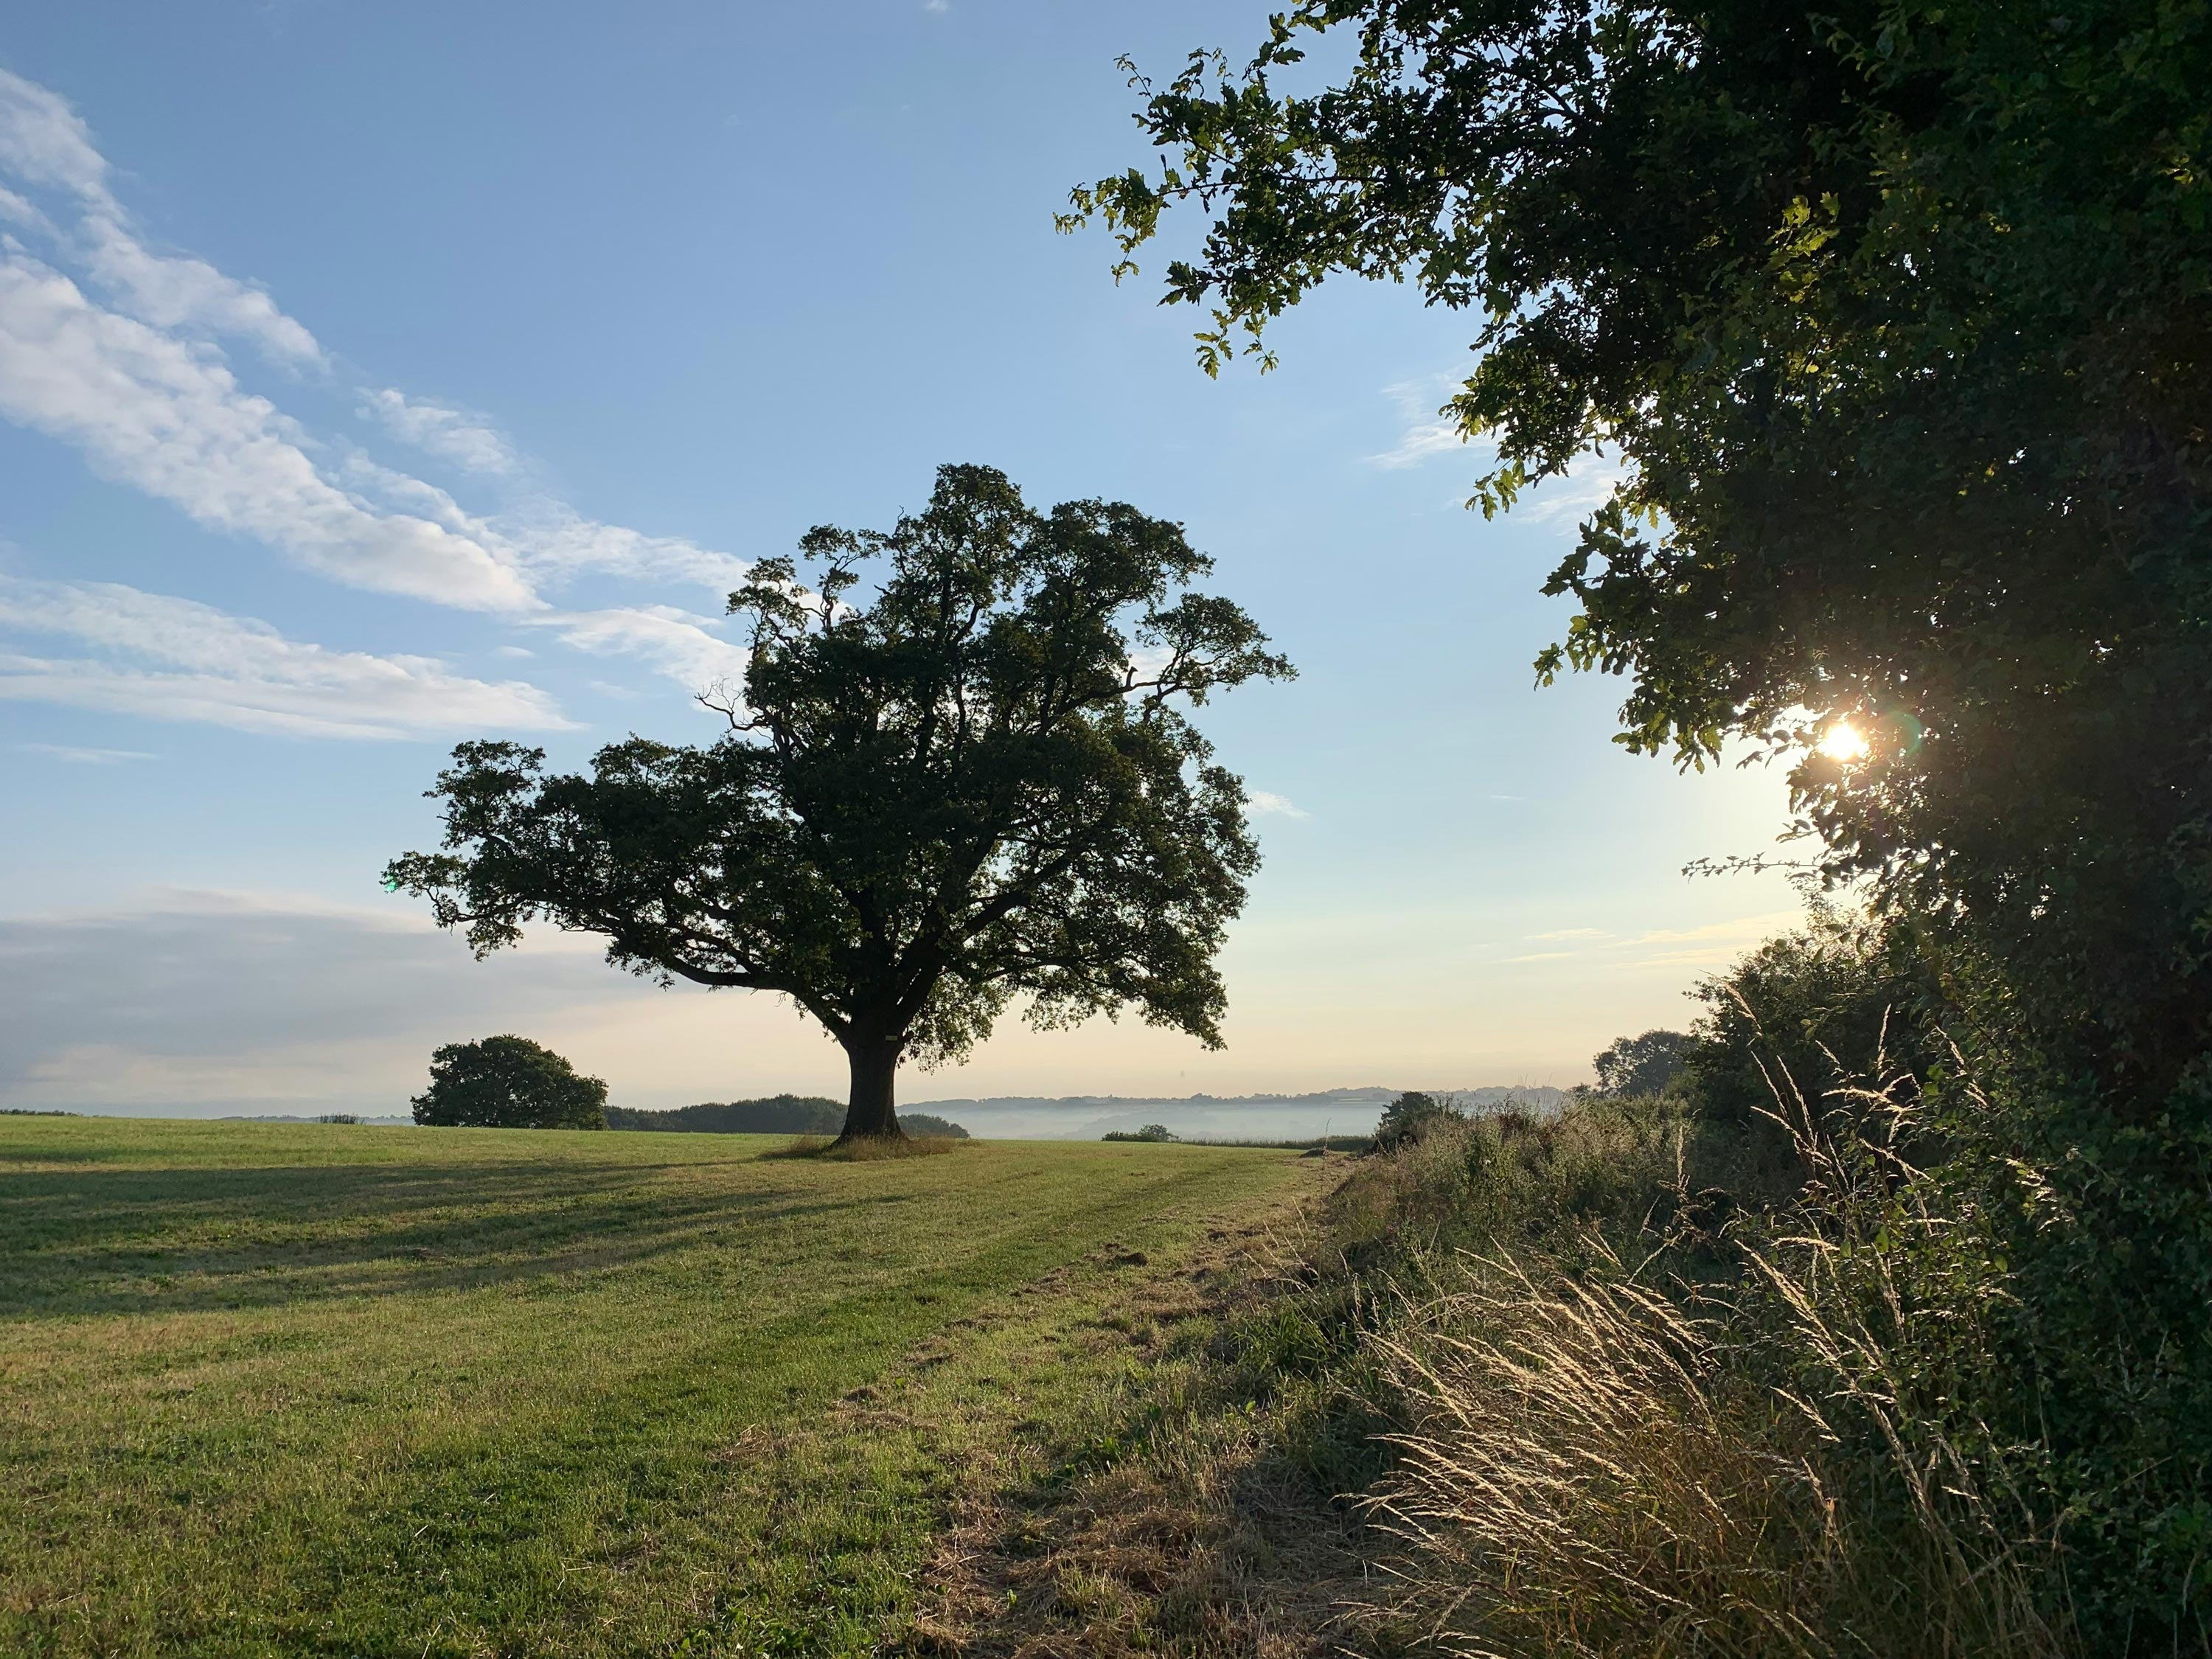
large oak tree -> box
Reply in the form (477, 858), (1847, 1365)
(386, 465), (1290, 1141)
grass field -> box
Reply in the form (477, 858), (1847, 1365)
(0, 1118), (1319, 1658)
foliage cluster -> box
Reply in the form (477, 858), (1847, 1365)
(1102, 1123), (1178, 1142)
(1589, 1029), (1691, 1099)
(410, 1035), (608, 1130)
(1205, 1033), (2044, 1650)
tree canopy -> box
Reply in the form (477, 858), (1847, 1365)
(1068, 0), (2212, 1085)
(386, 464), (1290, 1141)
(600, 1095), (846, 1134)
(1590, 1029), (1691, 1099)
(411, 1035), (609, 1129)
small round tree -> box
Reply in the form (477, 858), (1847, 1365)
(411, 1035), (609, 1129)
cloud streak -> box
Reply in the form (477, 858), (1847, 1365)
(0, 65), (754, 691)
(0, 576), (571, 738)
(360, 387), (519, 476)
(0, 68), (322, 365)
(1369, 378), (1476, 470)
(0, 259), (537, 610)
(536, 604), (751, 692)
(1368, 375), (1633, 525)
(18, 740), (155, 763)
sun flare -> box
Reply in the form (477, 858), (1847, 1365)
(1819, 720), (1871, 764)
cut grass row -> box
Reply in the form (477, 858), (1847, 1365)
(0, 1119), (1319, 1658)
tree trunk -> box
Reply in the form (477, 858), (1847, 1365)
(839, 1034), (904, 1141)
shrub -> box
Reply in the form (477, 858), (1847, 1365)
(411, 1035), (608, 1129)
(1680, 906), (1935, 1127)
(1104, 1124), (1178, 1143)
(1369, 1091), (1462, 1152)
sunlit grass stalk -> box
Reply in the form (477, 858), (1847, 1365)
(1346, 1036), (2067, 1657)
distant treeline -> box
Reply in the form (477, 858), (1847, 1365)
(602, 1096), (970, 1138)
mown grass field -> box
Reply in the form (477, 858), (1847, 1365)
(0, 1118), (1318, 1658)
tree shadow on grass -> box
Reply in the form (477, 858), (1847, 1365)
(0, 1158), (914, 1320)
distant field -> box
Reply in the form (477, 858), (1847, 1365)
(0, 1118), (1315, 1658)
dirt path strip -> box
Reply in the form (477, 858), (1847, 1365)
(861, 1153), (1377, 1658)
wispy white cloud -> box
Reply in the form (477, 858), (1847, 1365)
(0, 258), (538, 610)
(1501, 911), (1801, 971)
(1514, 448), (1631, 526)
(18, 740), (155, 763)
(1611, 911), (1798, 970)
(360, 387), (519, 477)
(495, 505), (751, 592)
(1248, 790), (1309, 819)
(0, 183), (55, 234)
(80, 213), (323, 364)
(0, 576), (571, 739)
(0, 65), (751, 669)
(1368, 374), (1633, 525)
(0, 68), (116, 208)
(0, 69), (321, 365)
(1368, 378), (1473, 470)
(536, 605), (751, 692)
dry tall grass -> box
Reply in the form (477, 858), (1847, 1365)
(1361, 1248), (1841, 1657)
(1346, 1075), (2069, 1658)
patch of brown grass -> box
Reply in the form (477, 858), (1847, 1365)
(910, 1447), (1368, 1658)
(902, 1202), (1384, 1658)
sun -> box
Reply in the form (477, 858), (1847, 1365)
(1818, 720), (1871, 764)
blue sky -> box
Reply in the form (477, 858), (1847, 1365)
(0, 2), (1801, 1117)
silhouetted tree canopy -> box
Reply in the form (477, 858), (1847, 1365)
(1590, 1030), (1691, 1099)
(387, 465), (1291, 1141)
(411, 1035), (608, 1130)
(602, 1096), (845, 1134)
(1069, 0), (2212, 1086)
